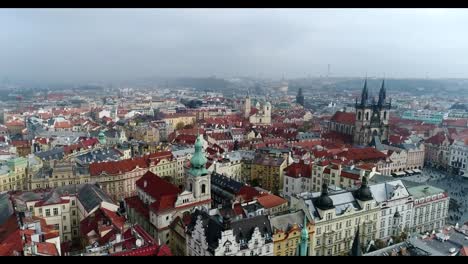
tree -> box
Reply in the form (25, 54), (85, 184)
(250, 178), (260, 187)
(175, 122), (185, 130)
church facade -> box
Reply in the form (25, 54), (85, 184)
(243, 94), (272, 126)
(328, 79), (391, 146)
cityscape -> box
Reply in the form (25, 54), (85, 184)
(0, 8), (467, 257)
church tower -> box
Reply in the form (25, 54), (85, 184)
(296, 88), (305, 107)
(186, 134), (211, 202)
(354, 79), (391, 146)
(244, 92), (251, 119)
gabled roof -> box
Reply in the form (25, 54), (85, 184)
(36, 242), (59, 256)
(89, 157), (148, 176)
(330, 111), (356, 125)
(284, 160), (312, 178)
(136, 171), (180, 201)
(78, 184), (115, 213)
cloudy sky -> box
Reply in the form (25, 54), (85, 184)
(1, 8), (468, 83)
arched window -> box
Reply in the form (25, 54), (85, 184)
(358, 112), (361, 120)
(190, 183), (193, 192)
(201, 184), (206, 194)
(365, 112), (369, 121)
(384, 111), (387, 120)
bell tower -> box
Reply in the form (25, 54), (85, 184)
(186, 134), (211, 202)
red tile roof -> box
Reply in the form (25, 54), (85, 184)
(54, 121), (72, 129)
(256, 194), (287, 209)
(330, 111), (356, 125)
(111, 244), (172, 256)
(0, 215), (22, 256)
(284, 160), (312, 178)
(340, 171), (360, 180)
(425, 132), (453, 145)
(125, 196), (149, 218)
(11, 140), (30, 147)
(136, 171), (180, 200)
(173, 134), (197, 145)
(237, 186), (260, 202)
(389, 134), (408, 145)
(459, 246), (468, 256)
(36, 242), (59, 256)
(101, 208), (125, 231)
(338, 147), (387, 162)
(89, 157), (148, 176)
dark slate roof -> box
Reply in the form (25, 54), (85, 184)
(35, 147), (65, 161)
(242, 202), (264, 213)
(211, 173), (244, 194)
(0, 193), (14, 225)
(186, 210), (224, 252)
(78, 184), (115, 213)
(75, 148), (122, 164)
(230, 215), (272, 244)
(187, 210), (272, 253)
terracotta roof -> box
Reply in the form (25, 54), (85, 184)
(284, 161), (312, 178)
(330, 111), (356, 125)
(36, 242), (59, 256)
(459, 246), (468, 256)
(111, 244), (172, 256)
(125, 196), (149, 218)
(136, 171), (180, 200)
(54, 121), (72, 129)
(89, 157), (148, 176)
(5, 120), (24, 127)
(425, 132), (452, 145)
(237, 186), (260, 202)
(208, 132), (233, 141)
(338, 147), (387, 161)
(340, 171), (360, 180)
(256, 194), (287, 209)
(389, 134), (407, 145)
(173, 134), (197, 145)
(0, 215), (22, 256)
(11, 140), (30, 147)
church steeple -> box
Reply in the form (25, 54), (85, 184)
(360, 78), (368, 106)
(350, 226), (363, 256)
(188, 135), (208, 177)
(299, 215), (309, 256)
(378, 79), (386, 107)
(296, 88), (305, 107)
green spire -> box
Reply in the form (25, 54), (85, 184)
(189, 134), (208, 177)
(98, 130), (106, 145)
(299, 216), (309, 256)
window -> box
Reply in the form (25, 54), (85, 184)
(45, 209), (51, 217)
(63, 225), (67, 231)
(201, 184), (206, 194)
(72, 200), (75, 206)
(53, 208), (59, 216)
(63, 215), (66, 220)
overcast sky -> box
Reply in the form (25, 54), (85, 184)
(1, 8), (468, 83)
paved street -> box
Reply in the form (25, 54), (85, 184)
(403, 167), (468, 225)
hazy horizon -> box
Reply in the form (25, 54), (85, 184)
(2, 8), (468, 84)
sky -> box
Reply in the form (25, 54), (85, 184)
(1, 8), (468, 83)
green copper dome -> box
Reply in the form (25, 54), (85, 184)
(189, 135), (208, 176)
(98, 130), (106, 144)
